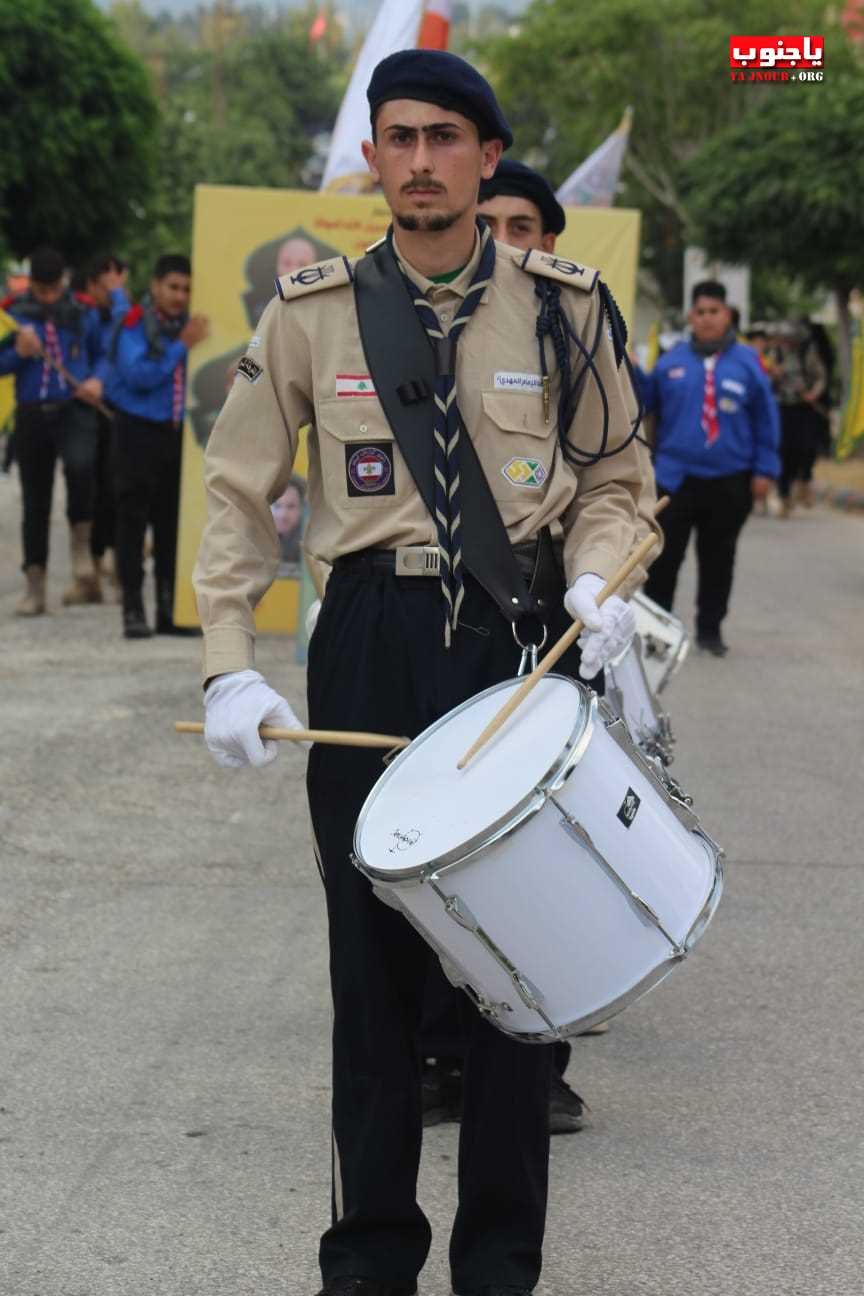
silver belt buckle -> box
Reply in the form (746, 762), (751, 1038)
(394, 545), (440, 577)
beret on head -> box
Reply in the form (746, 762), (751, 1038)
(367, 49), (513, 150)
(478, 158), (566, 235)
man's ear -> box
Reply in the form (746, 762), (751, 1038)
(480, 138), (503, 180)
(361, 138), (381, 184)
(541, 233), (557, 254)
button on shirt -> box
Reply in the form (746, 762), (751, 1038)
(194, 237), (645, 681)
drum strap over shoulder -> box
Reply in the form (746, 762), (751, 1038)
(353, 239), (540, 626)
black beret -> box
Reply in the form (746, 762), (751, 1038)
(367, 50), (513, 150)
(478, 158), (566, 236)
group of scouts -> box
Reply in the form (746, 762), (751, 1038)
(0, 248), (209, 637)
(191, 49), (781, 1296)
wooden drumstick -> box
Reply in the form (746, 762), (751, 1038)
(175, 721), (409, 750)
(456, 516), (667, 771)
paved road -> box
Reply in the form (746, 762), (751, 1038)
(1, 472), (862, 1296)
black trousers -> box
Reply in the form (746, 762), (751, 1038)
(15, 401), (99, 569)
(644, 471), (753, 638)
(90, 412), (116, 558)
(307, 566), (587, 1292)
(779, 403), (821, 498)
(112, 412), (182, 598)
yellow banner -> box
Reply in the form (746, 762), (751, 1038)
(176, 185), (640, 630)
(835, 328), (864, 462)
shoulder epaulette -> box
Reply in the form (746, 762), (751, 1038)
(514, 246), (599, 293)
(364, 236), (387, 253)
(275, 255), (356, 303)
(74, 291), (96, 308)
(0, 293), (20, 311)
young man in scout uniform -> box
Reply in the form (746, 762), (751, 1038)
(642, 280), (779, 656)
(0, 247), (109, 614)
(107, 254), (209, 638)
(194, 51), (643, 1296)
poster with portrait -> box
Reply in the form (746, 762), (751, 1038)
(175, 184), (640, 632)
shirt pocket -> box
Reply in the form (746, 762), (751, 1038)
(316, 396), (401, 507)
(478, 391), (556, 501)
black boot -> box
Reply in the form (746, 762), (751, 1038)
(122, 592), (152, 639)
(156, 583), (201, 636)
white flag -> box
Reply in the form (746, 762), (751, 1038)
(555, 108), (633, 208)
(321, 0), (427, 193)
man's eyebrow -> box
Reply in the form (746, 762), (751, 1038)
(383, 121), (466, 134)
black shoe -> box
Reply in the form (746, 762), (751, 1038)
(122, 605), (152, 639)
(155, 613), (202, 637)
(549, 1070), (585, 1134)
(317, 1281), (417, 1295)
(155, 587), (202, 636)
(421, 1058), (463, 1127)
(453, 1287), (534, 1294)
(696, 632), (728, 657)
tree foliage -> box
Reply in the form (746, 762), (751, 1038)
(683, 67), (864, 296)
(481, 0), (828, 304)
(110, 5), (348, 279)
(0, 0), (159, 262)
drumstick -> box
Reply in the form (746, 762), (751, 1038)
(456, 520), (667, 771)
(175, 721), (409, 750)
(4, 318), (114, 420)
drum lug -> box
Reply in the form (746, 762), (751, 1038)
(554, 799), (686, 957)
(436, 888), (550, 1019)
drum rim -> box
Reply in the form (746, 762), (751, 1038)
(353, 674), (595, 883)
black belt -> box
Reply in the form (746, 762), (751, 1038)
(333, 530), (564, 610)
(17, 400), (70, 417)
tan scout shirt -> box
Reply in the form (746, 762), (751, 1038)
(195, 236), (644, 680)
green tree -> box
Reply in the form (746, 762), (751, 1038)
(684, 62), (864, 394)
(114, 8), (348, 276)
(0, 0), (159, 263)
(481, 0), (827, 307)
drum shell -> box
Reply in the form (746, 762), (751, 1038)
(355, 681), (722, 1042)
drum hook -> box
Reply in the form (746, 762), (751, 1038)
(512, 619), (548, 677)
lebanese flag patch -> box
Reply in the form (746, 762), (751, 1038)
(336, 373), (376, 397)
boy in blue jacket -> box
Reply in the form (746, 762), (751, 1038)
(641, 280), (780, 655)
(107, 254), (208, 638)
(0, 247), (109, 614)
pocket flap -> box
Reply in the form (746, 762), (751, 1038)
(317, 396), (394, 443)
(481, 391), (550, 437)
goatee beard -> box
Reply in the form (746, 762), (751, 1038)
(396, 207), (465, 233)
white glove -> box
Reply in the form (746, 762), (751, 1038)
(203, 669), (306, 768)
(305, 598), (321, 641)
(564, 573), (636, 680)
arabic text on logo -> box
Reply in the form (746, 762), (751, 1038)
(729, 34), (824, 82)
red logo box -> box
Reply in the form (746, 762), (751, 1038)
(729, 35), (824, 69)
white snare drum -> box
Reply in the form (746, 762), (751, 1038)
(604, 634), (674, 765)
(631, 591), (690, 695)
(353, 676), (723, 1042)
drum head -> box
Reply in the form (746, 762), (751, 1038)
(355, 674), (589, 877)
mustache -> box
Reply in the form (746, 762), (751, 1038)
(401, 179), (446, 194)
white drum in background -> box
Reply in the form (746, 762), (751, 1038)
(631, 591), (690, 695)
(353, 676), (723, 1042)
(604, 634), (674, 765)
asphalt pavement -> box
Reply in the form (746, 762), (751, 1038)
(1, 471), (862, 1296)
